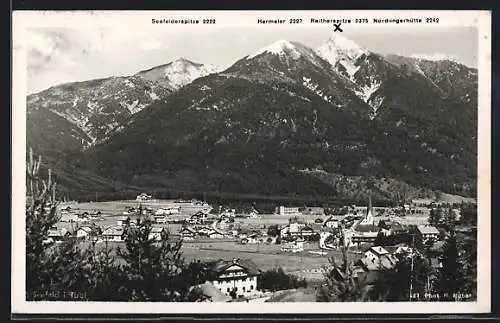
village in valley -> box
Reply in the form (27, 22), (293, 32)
(43, 190), (477, 303)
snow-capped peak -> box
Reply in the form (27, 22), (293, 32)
(247, 39), (304, 60)
(410, 52), (458, 63)
(136, 58), (219, 90)
(315, 34), (368, 66)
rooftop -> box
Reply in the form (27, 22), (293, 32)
(196, 282), (232, 302)
(206, 258), (261, 276)
(369, 246), (389, 255)
(417, 225), (440, 235)
(102, 226), (124, 235)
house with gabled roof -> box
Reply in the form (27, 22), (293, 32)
(47, 226), (71, 242)
(76, 226), (93, 239)
(179, 226), (196, 240)
(359, 246), (397, 270)
(417, 225), (440, 242)
(149, 226), (168, 241)
(207, 228), (226, 239)
(204, 258), (261, 299)
(102, 226), (125, 242)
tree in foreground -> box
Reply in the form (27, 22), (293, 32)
(25, 148), (60, 298)
(316, 247), (367, 302)
(369, 253), (433, 301)
(433, 230), (463, 300)
(25, 149), (204, 301)
(117, 219), (203, 301)
(459, 230), (477, 300)
(257, 267), (307, 292)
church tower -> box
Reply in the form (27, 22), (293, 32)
(360, 195), (374, 226)
(366, 195), (374, 224)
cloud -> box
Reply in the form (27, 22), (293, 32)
(26, 29), (79, 76)
(140, 39), (163, 50)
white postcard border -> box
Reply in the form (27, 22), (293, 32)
(11, 9), (492, 314)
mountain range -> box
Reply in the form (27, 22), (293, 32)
(26, 35), (478, 204)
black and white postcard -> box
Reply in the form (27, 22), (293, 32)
(12, 10), (491, 314)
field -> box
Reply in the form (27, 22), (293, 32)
(181, 239), (358, 278)
(76, 237), (354, 280)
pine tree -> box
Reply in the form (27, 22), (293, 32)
(117, 219), (202, 301)
(80, 240), (127, 301)
(25, 148), (61, 299)
(316, 247), (366, 302)
(434, 230), (462, 300)
(369, 254), (433, 301)
(459, 230), (477, 300)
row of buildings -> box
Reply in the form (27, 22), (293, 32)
(45, 223), (171, 243)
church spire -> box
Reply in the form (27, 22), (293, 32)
(366, 194), (374, 225)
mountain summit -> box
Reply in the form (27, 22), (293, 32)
(136, 58), (219, 90)
(316, 34), (368, 74)
(247, 39), (315, 60)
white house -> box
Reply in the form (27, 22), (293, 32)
(394, 244), (414, 257)
(102, 226), (124, 242)
(275, 206), (301, 216)
(360, 246), (398, 270)
(76, 226), (92, 239)
(364, 246), (390, 263)
(417, 225), (440, 241)
(207, 258), (261, 299)
(280, 222), (305, 238)
(249, 211), (261, 219)
(324, 217), (339, 229)
(136, 193), (152, 201)
(179, 227), (196, 240)
(281, 240), (304, 253)
(154, 215), (167, 224)
(208, 228), (226, 239)
(149, 227), (167, 241)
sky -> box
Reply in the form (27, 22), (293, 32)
(26, 26), (478, 94)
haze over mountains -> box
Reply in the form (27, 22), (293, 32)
(26, 34), (478, 203)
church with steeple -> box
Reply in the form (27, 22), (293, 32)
(359, 195), (375, 226)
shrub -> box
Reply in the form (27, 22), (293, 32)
(257, 267), (307, 292)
